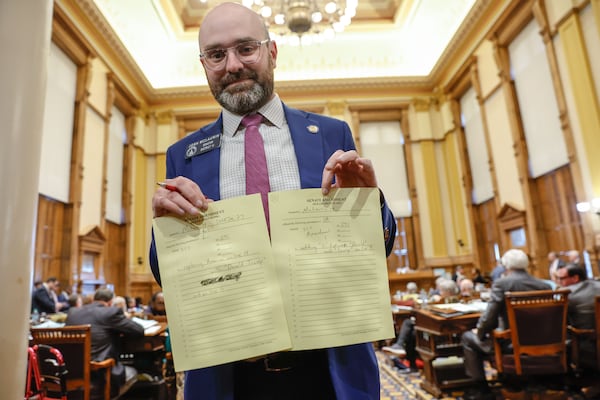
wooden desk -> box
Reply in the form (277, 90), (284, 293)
(120, 322), (168, 375)
(414, 309), (480, 397)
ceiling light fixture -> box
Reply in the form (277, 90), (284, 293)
(241, 0), (358, 46)
(576, 197), (600, 215)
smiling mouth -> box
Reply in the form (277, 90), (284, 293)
(226, 79), (254, 92)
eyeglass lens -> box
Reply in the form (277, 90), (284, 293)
(202, 41), (265, 69)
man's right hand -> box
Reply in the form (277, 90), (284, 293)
(152, 176), (210, 218)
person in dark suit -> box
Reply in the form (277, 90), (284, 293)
(31, 276), (59, 314)
(556, 262), (600, 329)
(66, 288), (144, 396)
(148, 3), (396, 399)
(461, 249), (552, 400)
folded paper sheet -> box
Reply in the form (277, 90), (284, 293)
(269, 188), (395, 350)
(152, 188), (394, 371)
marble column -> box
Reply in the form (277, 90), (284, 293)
(0, 1), (53, 398)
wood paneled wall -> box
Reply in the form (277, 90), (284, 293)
(473, 199), (500, 276)
(104, 221), (128, 296)
(34, 195), (72, 289)
(532, 165), (584, 259)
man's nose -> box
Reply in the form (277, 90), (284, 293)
(224, 48), (244, 72)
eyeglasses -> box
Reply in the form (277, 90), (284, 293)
(199, 39), (269, 71)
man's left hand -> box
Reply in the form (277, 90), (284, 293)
(321, 150), (378, 194)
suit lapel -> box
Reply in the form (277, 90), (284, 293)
(284, 105), (324, 189)
(187, 117), (223, 200)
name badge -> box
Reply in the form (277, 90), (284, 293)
(185, 134), (221, 159)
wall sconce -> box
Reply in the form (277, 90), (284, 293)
(576, 197), (600, 215)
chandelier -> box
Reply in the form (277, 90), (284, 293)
(241, 0), (358, 45)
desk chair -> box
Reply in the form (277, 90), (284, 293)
(30, 325), (114, 400)
(568, 295), (600, 374)
(492, 289), (570, 378)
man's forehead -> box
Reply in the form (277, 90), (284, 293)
(200, 5), (264, 46)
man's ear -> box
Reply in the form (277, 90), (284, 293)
(269, 40), (278, 68)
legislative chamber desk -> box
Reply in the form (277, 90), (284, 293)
(120, 322), (172, 400)
(120, 322), (168, 375)
(414, 308), (481, 397)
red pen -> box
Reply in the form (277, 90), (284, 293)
(157, 182), (181, 193)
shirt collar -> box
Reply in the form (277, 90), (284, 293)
(222, 93), (284, 137)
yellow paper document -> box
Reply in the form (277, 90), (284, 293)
(152, 188), (394, 371)
(269, 188), (395, 349)
(152, 194), (291, 372)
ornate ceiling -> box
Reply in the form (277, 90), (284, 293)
(86, 0), (481, 91)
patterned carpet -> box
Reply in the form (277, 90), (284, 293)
(377, 350), (593, 400)
(377, 350), (446, 400)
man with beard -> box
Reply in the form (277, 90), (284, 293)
(148, 2), (397, 399)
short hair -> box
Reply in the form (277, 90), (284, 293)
(94, 288), (114, 302)
(68, 293), (82, 307)
(560, 262), (587, 281)
(46, 277), (58, 283)
(112, 296), (126, 306)
(151, 291), (164, 302)
(460, 279), (474, 294)
(438, 279), (459, 296)
(501, 249), (529, 271)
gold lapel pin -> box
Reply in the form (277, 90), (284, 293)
(307, 125), (319, 134)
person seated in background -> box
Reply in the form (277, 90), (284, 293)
(428, 275), (451, 299)
(402, 281), (420, 301)
(460, 249), (552, 400)
(145, 291), (167, 317)
(82, 293), (94, 305)
(382, 279), (460, 373)
(112, 296), (131, 318)
(556, 262), (600, 333)
(126, 296), (142, 315)
(429, 278), (460, 304)
(459, 278), (475, 299)
(556, 263), (600, 397)
(66, 288), (144, 397)
(67, 293), (83, 308)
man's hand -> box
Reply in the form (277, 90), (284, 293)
(152, 176), (210, 218)
(321, 150), (378, 195)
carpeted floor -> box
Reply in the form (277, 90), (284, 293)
(378, 350), (447, 400)
(377, 350), (595, 400)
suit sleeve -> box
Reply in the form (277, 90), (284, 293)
(149, 145), (178, 286)
(33, 289), (56, 313)
(109, 308), (145, 337)
(378, 190), (397, 257)
(476, 282), (504, 339)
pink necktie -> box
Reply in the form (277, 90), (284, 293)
(243, 114), (270, 227)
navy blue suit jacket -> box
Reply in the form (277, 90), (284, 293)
(149, 104), (397, 399)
